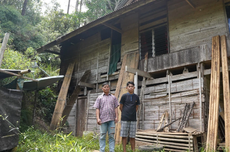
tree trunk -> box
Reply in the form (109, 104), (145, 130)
(67, 0), (71, 14)
(79, 0), (83, 12)
(75, 0), (79, 12)
(21, 0), (28, 16)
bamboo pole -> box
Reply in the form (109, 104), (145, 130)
(0, 69), (37, 81)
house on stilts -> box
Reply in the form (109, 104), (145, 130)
(37, 0), (230, 151)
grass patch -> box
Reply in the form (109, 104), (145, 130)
(17, 127), (136, 152)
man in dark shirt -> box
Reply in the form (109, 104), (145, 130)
(120, 81), (140, 152)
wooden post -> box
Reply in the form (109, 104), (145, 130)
(220, 35), (230, 150)
(206, 36), (220, 151)
(62, 70), (90, 125)
(138, 53), (148, 130)
(167, 70), (172, 124)
(107, 43), (111, 80)
(0, 33), (10, 67)
(197, 63), (203, 132)
(85, 91), (91, 131)
(134, 72), (138, 95)
(50, 63), (75, 130)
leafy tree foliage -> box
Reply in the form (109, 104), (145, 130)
(84, 0), (114, 22)
(0, 5), (44, 52)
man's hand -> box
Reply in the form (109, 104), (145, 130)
(97, 118), (102, 125)
(115, 117), (118, 123)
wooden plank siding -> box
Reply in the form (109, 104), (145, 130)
(59, 0), (230, 139)
(168, 0), (228, 52)
(140, 77), (205, 132)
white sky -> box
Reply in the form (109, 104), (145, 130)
(42, 0), (87, 14)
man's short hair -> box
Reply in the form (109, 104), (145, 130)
(102, 82), (110, 87)
(127, 81), (135, 86)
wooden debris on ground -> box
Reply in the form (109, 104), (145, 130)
(177, 102), (195, 132)
(183, 127), (197, 133)
(136, 130), (194, 152)
(156, 117), (181, 132)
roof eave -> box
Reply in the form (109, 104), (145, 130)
(37, 0), (157, 53)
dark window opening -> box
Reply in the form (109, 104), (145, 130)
(226, 4), (230, 32)
(101, 28), (111, 40)
(140, 25), (168, 59)
(154, 25), (168, 56)
(140, 31), (152, 59)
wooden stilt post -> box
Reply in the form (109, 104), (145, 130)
(137, 52), (148, 129)
(220, 35), (230, 150)
(50, 63), (75, 130)
(206, 36), (221, 151)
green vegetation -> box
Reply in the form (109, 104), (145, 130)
(0, 0), (140, 151)
(17, 127), (136, 152)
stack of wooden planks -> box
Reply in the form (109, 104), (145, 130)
(206, 35), (230, 151)
(136, 130), (194, 152)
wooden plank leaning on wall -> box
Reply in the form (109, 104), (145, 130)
(61, 70), (91, 125)
(220, 35), (230, 150)
(115, 51), (139, 144)
(50, 63), (75, 130)
(206, 36), (220, 151)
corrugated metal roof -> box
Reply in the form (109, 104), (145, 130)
(0, 69), (21, 79)
(23, 75), (64, 91)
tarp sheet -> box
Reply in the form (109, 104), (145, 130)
(108, 44), (121, 75)
(0, 88), (23, 151)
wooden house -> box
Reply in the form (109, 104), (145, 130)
(37, 0), (230, 150)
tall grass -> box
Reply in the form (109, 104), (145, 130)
(17, 127), (135, 152)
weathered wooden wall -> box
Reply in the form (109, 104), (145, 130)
(140, 45), (211, 73)
(120, 13), (139, 57)
(85, 92), (101, 133)
(168, 0), (228, 52)
(60, 0), (230, 135)
(141, 76), (205, 132)
(65, 98), (87, 136)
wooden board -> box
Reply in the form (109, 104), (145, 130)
(75, 98), (87, 136)
(115, 51), (139, 144)
(62, 70), (91, 125)
(206, 36), (220, 151)
(136, 130), (194, 152)
(50, 63), (75, 130)
(220, 35), (230, 149)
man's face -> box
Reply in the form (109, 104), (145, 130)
(102, 85), (110, 94)
(127, 84), (135, 93)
